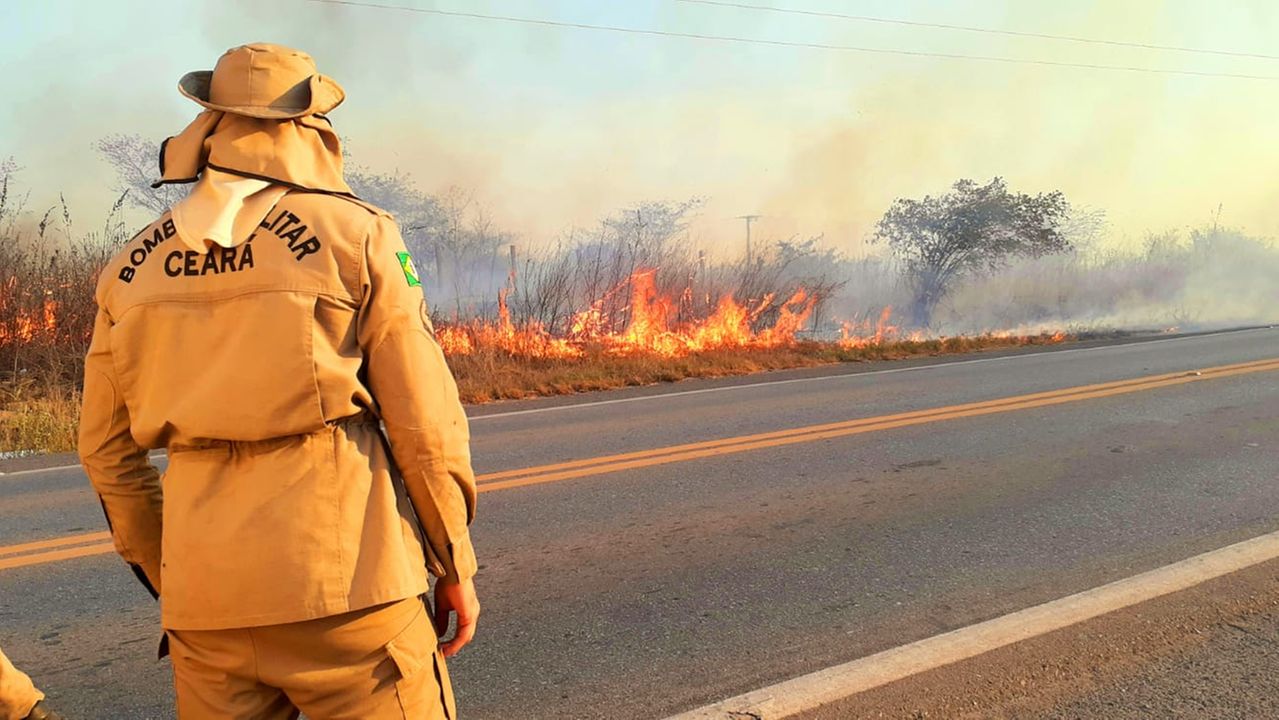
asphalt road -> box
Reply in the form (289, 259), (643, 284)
(2, 328), (1278, 719)
(795, 554), (1279, 719)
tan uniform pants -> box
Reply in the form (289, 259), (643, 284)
(0, 647), (42, 720)
(169, 597), (456, 720)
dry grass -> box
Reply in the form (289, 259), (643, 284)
(448, 333), (1073, 404)
(0, 335), (1075, 454)
(0, 379), (80, 455)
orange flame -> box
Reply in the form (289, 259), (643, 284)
(439, 269), (817, 358)
(838, 306), (922, 347)
(433, 274), (1070, 360)
(0, 295), (59, 346)
(444, 288), (584, 359)
(838, 308), (1073, 349)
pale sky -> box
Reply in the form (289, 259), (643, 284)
(2, 0), (1277, 254)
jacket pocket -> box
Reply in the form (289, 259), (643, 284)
(385, 602), (454, 720)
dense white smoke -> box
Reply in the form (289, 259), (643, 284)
(929, 228), (1279, 335)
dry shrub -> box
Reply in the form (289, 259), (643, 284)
(0, 162), (126, 453)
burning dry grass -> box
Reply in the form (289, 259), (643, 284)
(0, 166), (124, 454)
(436, 269), (822, 359)
(0, 167), (1090, 454)
(0, 215), (1073, 452)
(432, 272), (1070, 403)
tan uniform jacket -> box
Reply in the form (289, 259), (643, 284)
(79, 190), (477, 631)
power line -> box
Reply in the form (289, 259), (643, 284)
(301, 0), (1279, 81)
(678, 0), (1279, 62)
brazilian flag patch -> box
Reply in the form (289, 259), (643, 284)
(396, 252), (422, 287)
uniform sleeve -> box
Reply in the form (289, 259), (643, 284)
(358, 214), (478, 585)
(0, 646), (43, 715)
(78, 305), (163, 597)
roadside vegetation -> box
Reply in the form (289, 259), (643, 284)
(3, 144), (1277, 455)
(447, 333), (1074, 404)
(0, 160), (127, 454)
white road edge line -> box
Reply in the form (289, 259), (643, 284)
(0, 452), (166, 479)
(468, 327), (1271, 421)
(666, 528), (1279, 720)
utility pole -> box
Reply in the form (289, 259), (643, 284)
(737, 214), (760, 266)
(507, 243), (518, 293)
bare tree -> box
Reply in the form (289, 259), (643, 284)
(95, 134), (189, 215)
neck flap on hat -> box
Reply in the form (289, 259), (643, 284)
(154, 110), (352, 195)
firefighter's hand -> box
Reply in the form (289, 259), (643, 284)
(434, 577), (480, 657)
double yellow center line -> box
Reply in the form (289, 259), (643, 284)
(4, 357), (1278, 571)
(0, 530), (114, 571)
(473, 357), (1279, 492)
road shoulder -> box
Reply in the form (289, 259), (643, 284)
(795, 556), (1279, 719)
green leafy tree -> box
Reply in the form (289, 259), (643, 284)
(873, 177), (1072, 327)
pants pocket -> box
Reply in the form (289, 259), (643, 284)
(384, 603), (454, 720)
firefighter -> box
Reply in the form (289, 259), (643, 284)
(0, 647), (62, 720)
(79, 43), (479, 719)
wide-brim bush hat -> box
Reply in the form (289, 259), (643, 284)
(178, 43), (345, 119)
